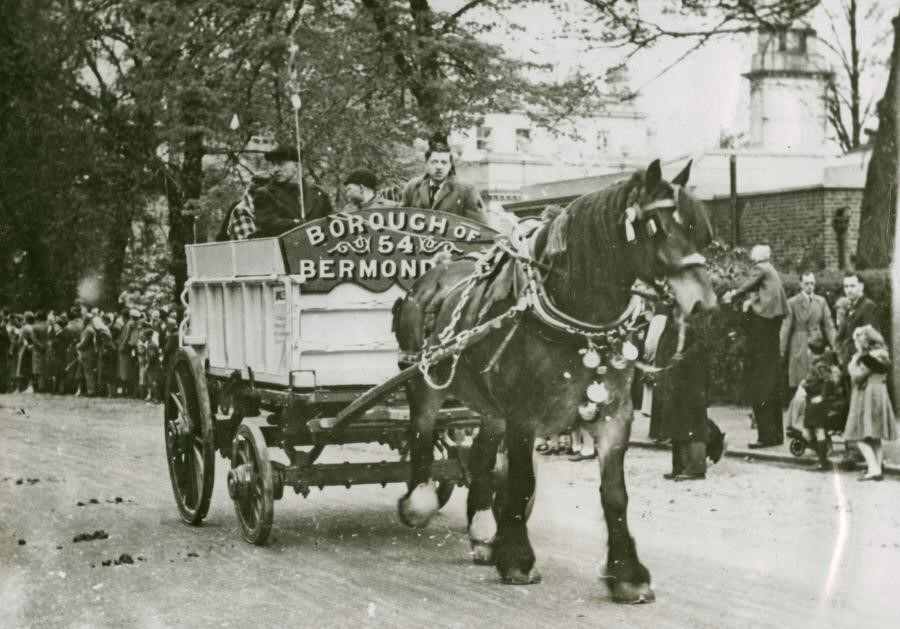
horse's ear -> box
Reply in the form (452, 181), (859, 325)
(644, 159), (662, 190)
(672, 159), (692, 186)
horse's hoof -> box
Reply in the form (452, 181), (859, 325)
(470, 541), (494, 565)
(611, 581), (655, 604)
(500, 566), (542, 585)
(398, 481), (438, 528)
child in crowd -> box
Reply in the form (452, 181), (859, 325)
(801, 337), (844, 471)
(844, 325), (896, 481)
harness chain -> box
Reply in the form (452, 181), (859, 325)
(415, 239), (661, 391)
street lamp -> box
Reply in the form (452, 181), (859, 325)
(832, 207), (849, 269)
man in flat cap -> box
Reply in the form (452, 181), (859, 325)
(342, 168), (397, 212)
(219, 145), (333, 240)
(401, 133), (490, 225)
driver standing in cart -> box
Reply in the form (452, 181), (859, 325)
(219, 145), (333, 241)
(401, 132), (514, 235)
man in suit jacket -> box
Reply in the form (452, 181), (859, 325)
(780, 272), (837, 388)
(835, 272), (878, 369)
(401, 133), (490, 225)
(724, 245), (789, 448)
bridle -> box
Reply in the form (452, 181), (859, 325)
(521, 183), (696, 339)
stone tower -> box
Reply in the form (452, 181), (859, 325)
(745, 23), (834, 153)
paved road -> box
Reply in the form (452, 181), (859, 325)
(2, 393), (899, 628)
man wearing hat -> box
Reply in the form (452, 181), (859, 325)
(400, 133), (489, 224)
(219, 145), (333, 240)
(342, 168), (397, 212)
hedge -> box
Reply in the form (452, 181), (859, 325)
(700, 242), (892, 404)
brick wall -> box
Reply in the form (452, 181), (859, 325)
(705, 186), (862, 272)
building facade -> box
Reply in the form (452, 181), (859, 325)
(454, 105), (652, 211)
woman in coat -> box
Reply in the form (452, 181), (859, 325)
(844, 325), (896, 481)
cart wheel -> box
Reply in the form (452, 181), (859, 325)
(164, 348), (216, 525)
(492, 447), (536, 522)
(788, 437), (806, 458)
(228, 424), (274, 545)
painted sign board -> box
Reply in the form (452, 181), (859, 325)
(279, 208), (497, 293)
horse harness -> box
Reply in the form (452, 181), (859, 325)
(408, 189), (686, 420)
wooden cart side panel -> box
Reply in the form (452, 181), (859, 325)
(188, 279), (291, 386)
(295, 283), (405, 387)
(187, 238), (285, 278)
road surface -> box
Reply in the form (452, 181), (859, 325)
(2, 393), (899, 628)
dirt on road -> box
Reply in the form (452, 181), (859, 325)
(2, 393), (899, 628)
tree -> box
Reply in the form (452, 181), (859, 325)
(0, 0), (148, 309)
(854, 11), (898, 269)
(818, 0), (893, 151)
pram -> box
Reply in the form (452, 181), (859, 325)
(786, 389), (849, 458)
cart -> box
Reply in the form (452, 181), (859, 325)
(164, 207), (500, 544)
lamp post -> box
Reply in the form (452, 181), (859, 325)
(832, 207), (849, 269)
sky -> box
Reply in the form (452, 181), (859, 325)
(453, 0), (891, 159)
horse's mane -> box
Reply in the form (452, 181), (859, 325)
(540, 173), (713, 306)
(542, 175), (640, 309)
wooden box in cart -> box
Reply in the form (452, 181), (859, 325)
(164, 208), (498, 544)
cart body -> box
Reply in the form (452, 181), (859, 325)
(164, 207), (499, 543)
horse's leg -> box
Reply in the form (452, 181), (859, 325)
(398, 376), (449, 528)
(466, 416), (504, 565)
(492, 420), (541, 584)
(594, 411), (654, 604)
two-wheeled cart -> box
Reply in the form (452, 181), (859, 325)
(164, 208), (499, 544)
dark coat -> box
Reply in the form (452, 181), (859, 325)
(732, 261), (788, 319)
(802, 349), (845, 430)
(31, 320), (49, 376)
(400, 175), (489, 224)
(652, 313), (711, 442)
(836, 295), (877, 368)
(216, 176), (333, 240)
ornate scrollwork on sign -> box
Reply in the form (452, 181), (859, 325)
(279, 208), (496, 292)
(418, 237), (463, 256)
(326, 236), (371, 255)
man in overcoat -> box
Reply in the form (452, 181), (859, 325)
(220, 146), (333, 240)
(781, 272), (836, 388)
(835, 272), (878, 369)
(724, 244), (789, 448)
(401, 133), (490, 225)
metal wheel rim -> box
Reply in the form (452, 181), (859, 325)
(231, 425), (273, 544)
(163, 350), (215, 525)
(164, 362), (209, 521)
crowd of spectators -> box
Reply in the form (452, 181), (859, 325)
(0, 301), (179, 402)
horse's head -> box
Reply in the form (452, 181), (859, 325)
(624, 159), (717, 315)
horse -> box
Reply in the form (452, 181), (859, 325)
(392, 159), (717, 603)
